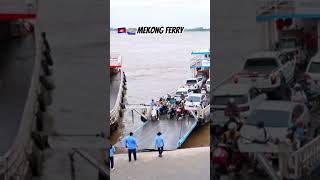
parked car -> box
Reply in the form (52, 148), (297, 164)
(233, 51), (295, 92)
(184, 93), (207, 111)
(184, 78), (202, 92)
(305, 54), (320, 94)
(206, 78), (210, 92)
(212, 83), (267, 126)
(175, 88), (191, 102)
(238, 101), (310, 153)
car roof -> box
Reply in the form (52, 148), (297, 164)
(310, 54), (320, 63)
(246, 51), (280, 59)
(187, 78), (197, 80)
(255, 101), (297, 112)
(188, 93), (203, 97)
(176, 88), (189, 92)
(214, 83), (252, 96)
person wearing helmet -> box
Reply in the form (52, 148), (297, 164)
(224, 98), (240, 119)
(291, 83), (307, 104)
(222, 122), (240, 148)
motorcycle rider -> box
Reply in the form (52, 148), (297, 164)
(224, 98), (240, 120)
(291, 83), (307, 104)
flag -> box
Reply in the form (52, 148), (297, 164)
(127, 28), (136, 35)
(117, 27), (126, 33)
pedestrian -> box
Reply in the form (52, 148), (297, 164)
(109, 144), (116, 170)
(125, 132), (137, 162)
(154, 132), (164, 157)
(150, 99), (156, 109)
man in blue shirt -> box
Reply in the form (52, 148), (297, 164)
(154, 132), (164, 157)
(125, 132), (137, 162)
(109, 144), (116, 169)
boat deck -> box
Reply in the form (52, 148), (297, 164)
(0, 34), (35, 155)
(110, 71), (121, 111)
(120, 115), (198, 150)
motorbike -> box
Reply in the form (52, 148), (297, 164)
(151, 107), (158, 121)
(167, 105), (176, 119)
(176, 106), (186, 120)
(212, 144), (244, 180)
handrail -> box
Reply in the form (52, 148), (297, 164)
(0, 21), (41, 176)
(110, 70), (124, 125)
(291, 136), (320, 177)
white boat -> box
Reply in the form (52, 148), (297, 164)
(110, 53), (122, 74)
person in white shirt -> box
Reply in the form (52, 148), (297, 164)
(291, 83), (307, 104)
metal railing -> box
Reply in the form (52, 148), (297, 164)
(110, 71), (125, 125)
(0, 21), (41, 178)
(291, 136), (320, 177)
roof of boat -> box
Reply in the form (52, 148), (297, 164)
(191, 49), (210, 55)
(214, 83), (252, 96)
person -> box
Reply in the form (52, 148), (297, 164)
(151, 107), (157, 120)
(252, 121), (268, 143)
(223, 116), (241, 132)
(224, 98), (240, 119)
(201, 96), (209, 108)
(109, 144), (116, 169)
(222, 122), (240, 148)
(291, 83), (307, 104)
(125, 132), (137, 162)
(294, 120), (305, 148)
(150, 99), (156, 109)
(154, 132), (164, 157)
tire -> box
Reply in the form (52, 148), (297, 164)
(40, 76), (55, 90)
(29, 151), (42, 176)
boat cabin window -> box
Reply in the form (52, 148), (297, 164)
(244, 58), (278, 71)
(308, 62), (320, 73)
(186, 80), (197, 84)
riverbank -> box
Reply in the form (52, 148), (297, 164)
(111, 147), (209, 180)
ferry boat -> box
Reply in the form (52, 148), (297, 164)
(110, 53), (122, 74)
(190, 49), (210, 81)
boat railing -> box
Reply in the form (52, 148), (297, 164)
(291, 135), (320, 178)
(110, 70), (125, 125)
(0, 22), (41, 177)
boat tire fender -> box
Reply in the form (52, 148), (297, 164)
(40, 76), (55, 90)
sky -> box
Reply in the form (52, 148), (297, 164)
(110, 0), (210, 28)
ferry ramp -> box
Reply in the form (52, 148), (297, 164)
(110, 71), (121, 111)
(121, 114), (198, 150)
(0, 33), (35, 155)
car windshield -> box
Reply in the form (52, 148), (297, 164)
(246, 109), (290, 127)
(213, 95), (248, 105)
(279, 39), (296, 49)
(186, 80), (197, 84)
(187, 96), (201, 102)
(244, 58), (278, 72)
(308, 62), (320, 73)
(176, 91), (187, 96)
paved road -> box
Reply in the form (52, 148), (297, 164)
(111, 147), (210, 180)
(0, 34), (35, 155)
(110, 71), (121, 111)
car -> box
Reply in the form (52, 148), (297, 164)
(238, 101), (310, 153)
(305, 54), (320, 94)
(206, 78), (210, 92)
(233, 51), (295, 92)
(212, 83), (267, 126)
(184, 78), (202, 92)
(184, 93), (207, 111)
(175, 88), (191, 102)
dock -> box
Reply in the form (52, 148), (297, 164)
(111, 147), (210, 180)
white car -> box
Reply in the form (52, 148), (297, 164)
(305, 54), (320, 94)
(206, 79), (210, 92)
(175, 88), (191, 102)
(212, 83), (267, 126)
(184, 93), (207, 111)
(234, 51), (295, 92)
(185, 78), (202, 92)
(238, 101), (310, 153)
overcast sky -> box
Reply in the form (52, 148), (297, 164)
(111, 0), (210, 28)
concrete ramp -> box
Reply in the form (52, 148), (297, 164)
(120, 115), (198, 150)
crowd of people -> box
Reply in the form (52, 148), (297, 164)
(109, 131), (165, 170)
